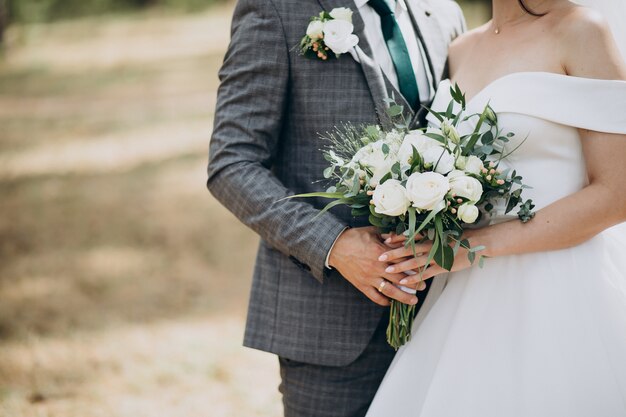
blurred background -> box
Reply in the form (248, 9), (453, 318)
(0, 1), (489, 416)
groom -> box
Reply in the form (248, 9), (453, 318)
(207, 0), (465, 415)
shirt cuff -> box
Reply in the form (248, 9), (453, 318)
(325, 227), (350, 269)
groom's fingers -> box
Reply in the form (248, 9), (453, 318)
(384, 284), (418, 305)
(373, 278), (418, 305)
(380, 270), (410, 284)
(363, 287), (391, 306)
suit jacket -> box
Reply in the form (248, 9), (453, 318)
(207, 0), (466, 367)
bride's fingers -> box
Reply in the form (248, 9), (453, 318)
(378, 243), (431, 262)
(412, 280), (428, 292)
(383, 255), (431, 274)
(388, 254), (425, 264)
(399, 265), (446, 286)
(420, 266), (448, 281)
(383, 233), (425, 245)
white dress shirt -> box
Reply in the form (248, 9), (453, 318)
(325, 0), (433, 269)
(355, 0), (433, 102)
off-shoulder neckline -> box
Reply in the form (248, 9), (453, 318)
(441, 71), (626, 106)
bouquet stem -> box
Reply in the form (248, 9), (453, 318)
(386, 300), (416, 350)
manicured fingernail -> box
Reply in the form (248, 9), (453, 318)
(385, 266), (394, 273)
(399, 279), (408, 285)
(379, 254), (388, 261)
(385, 238), (392, 243)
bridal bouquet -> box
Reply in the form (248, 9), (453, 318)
(291, 85), (535, 349)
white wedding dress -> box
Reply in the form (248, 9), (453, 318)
(366, 72), (626, 417)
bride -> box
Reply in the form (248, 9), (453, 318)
(366, 0), (626, 415)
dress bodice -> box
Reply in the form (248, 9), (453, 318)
(428, 72), (626, 223)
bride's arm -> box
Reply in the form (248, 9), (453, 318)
(473, 10), (626, 257)
(379, 9), (626, 283)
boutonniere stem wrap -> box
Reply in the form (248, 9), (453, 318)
(299, 8), (359, 60)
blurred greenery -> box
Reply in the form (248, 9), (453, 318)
(1, 0), (490, 26)
(3, 0), (227, 26)
(0, 0), (490, 45)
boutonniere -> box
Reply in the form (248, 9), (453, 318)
(299, 7), (359, 61)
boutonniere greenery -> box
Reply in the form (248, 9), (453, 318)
(299, 7), (359, 60)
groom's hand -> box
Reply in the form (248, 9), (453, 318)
(328, 227), (419, 307)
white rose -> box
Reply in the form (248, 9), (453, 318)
(464, 155), (484, 176)
(329, 7), (353, 23)
(372, 179), (411, 216)
(306, 20), (324, 40)
(406, 172), (450, 212)
(457, 203), (479, 223)
(423, 147), (455, 174)
(449, 173), (483, 202)
(323, 20), (359, 55)
(397, 131), (441, 167)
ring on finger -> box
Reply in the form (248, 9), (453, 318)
(377, 279), (388, 293)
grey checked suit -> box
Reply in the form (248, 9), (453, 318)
(208, 0), (465, 414)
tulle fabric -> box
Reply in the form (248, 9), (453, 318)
(366, 73), (626, 417)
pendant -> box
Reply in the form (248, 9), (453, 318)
(494, 28), (500, 34)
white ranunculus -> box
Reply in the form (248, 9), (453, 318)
(449, 173), (483, 202)
(423, 146), (455, 174)
(457, 203), (479, 223)
(464, 155), (484, 176)
(397, 131), (441, 167)
(372, 179), (411, 216)
(306, 20), (324, 40)
(329, 7), (353, 23)
(406, 172), (450, 212)
(323, 20), (359, 55)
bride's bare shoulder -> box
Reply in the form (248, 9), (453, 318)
(448, 24), (488, 72)
(551, 4), (626, 79)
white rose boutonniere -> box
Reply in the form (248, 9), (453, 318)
(299, 8), (359, 60)
(329, 7), (353, 23)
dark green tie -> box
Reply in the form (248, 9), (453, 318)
(368, 0), (420, 110)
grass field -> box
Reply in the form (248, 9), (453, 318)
(0, 2), (489, 416)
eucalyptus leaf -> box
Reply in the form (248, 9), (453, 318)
(434, 241), (454, 271)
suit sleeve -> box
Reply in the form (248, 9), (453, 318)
(207, 0), (348, 283)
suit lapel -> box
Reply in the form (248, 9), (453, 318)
(405, 0), (448, 87)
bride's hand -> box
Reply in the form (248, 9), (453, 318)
(378, 232), (477, 287)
